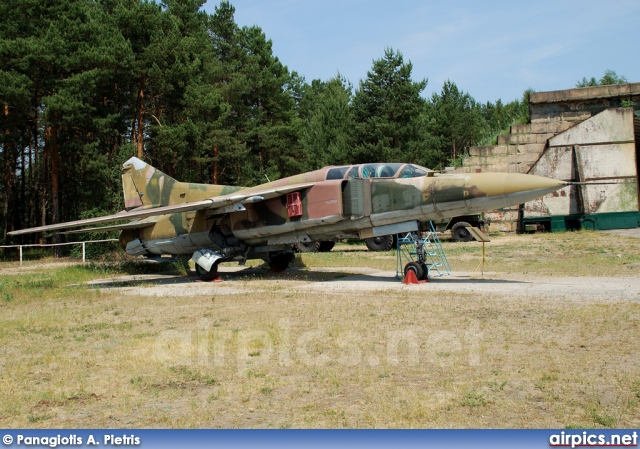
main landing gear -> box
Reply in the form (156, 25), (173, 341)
(195, 260), (221, 281)
(192, 249), (223, 282)
(191, 249), (296, 281)
(268, 251), (295, 272)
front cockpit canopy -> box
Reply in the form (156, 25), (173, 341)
(325, 163), (432, 181)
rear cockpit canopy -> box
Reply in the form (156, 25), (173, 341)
(325, 163), (432, 180)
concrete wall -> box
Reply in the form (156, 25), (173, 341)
(455, 83), (640, 232)
(526, 108), (638, 217)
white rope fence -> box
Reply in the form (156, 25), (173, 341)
(0, 239), (119, 265)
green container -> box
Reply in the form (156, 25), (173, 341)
(521, 211), (640, 232)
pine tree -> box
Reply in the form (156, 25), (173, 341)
(576, 69), (628, 88)
(1, 0), (134, 241)
(351, 48), (428, 164)
(429, 80), (487, 165)
(299, 75), (353, 169)
(207, 1), (301, 185)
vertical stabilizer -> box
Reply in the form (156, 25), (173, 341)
(121, 157), (179, 208)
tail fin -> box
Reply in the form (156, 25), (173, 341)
(122, 157), (179, 208)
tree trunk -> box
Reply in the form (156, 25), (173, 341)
(3, 105), (11, 240)
(34, 109), (44, 244)
(452, 137), (457, 162)
(136, 78), (145, 158)
(45, 125), (60, 225)
(28, 135), (33, 229)
(45, 125), (61, 256)
(20, 134), (25, 233)
(213, 143), (218, 184)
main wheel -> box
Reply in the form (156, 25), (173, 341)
(269, 252), (294, 272)
(195, 261), (220, 281)
(450, 221), (473, 242)
(365, 235), (394, 251)
(295, 241), (320, 252)
(403, 261), (424, 280)
(318, 241), (335, 252)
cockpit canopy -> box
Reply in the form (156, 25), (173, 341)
(325, 163), (432, 181)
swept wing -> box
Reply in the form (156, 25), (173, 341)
(8, 183), (314, 236)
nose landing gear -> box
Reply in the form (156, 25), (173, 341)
(396, 222), (451, 282)
(403, 260), (429, 281)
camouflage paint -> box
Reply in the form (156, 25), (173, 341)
(10, 158), (567, 262)
(230, 171), (565, 246)
(122, 157), (243, 209)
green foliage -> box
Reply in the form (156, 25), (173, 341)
(576, 69), (628, 87)
(2, 0), (598, 246)
(205, 1), (303, 186)
(1, 0), (303, 242)
(479, 89), (532, 146)
(299, 75), (354, 169)
(351, 48), (431, 165)
(428, 80), (488, 165)
(576, 77), (599, 88)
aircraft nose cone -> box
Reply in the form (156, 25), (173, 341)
(456, 173), (567, 211)
(469, 172), (565, 197)
(462, 172), (567, 210)
(504, 173), (566, 194)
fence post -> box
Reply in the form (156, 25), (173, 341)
(82, 242), (86, 263)
(19, 246), (23, 266)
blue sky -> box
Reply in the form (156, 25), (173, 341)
(201, 0), (639, 104)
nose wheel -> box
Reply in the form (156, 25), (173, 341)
(404, 261), (429, 281)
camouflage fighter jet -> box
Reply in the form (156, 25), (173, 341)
(9, 157), (567, 280)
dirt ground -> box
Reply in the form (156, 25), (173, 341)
(603, 227), (640, 238)
(87, 266), (640, 302)
(1, 230), (639, 428)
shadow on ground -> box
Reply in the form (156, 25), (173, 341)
(86, 265), (527, 291)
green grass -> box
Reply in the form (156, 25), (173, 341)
(296, 230), (640, 277)
(1, 231), (639, 428)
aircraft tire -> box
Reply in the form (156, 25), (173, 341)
(420, 263), (429, 280)
(365, 235), (394, 251)
(269, 252), (294, 272)
(450, 221), (473, 242)
(404, 261), (424, 281)
(318, 241), (335, 252)
(295, 241), (320, 252)
(195, 261), (219, 281)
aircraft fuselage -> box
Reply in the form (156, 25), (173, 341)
(119, 166), (564, 258)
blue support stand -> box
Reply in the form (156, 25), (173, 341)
(396, 222), (452, 280)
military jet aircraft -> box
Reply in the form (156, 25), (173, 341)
(9, 157), (566, 280)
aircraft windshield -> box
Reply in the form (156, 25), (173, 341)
(326, 166), (351, 180)
(326, 163), (430, 180)
(398, 164), (428, 178)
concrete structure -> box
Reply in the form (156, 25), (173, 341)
(456, 83), (640, 232)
